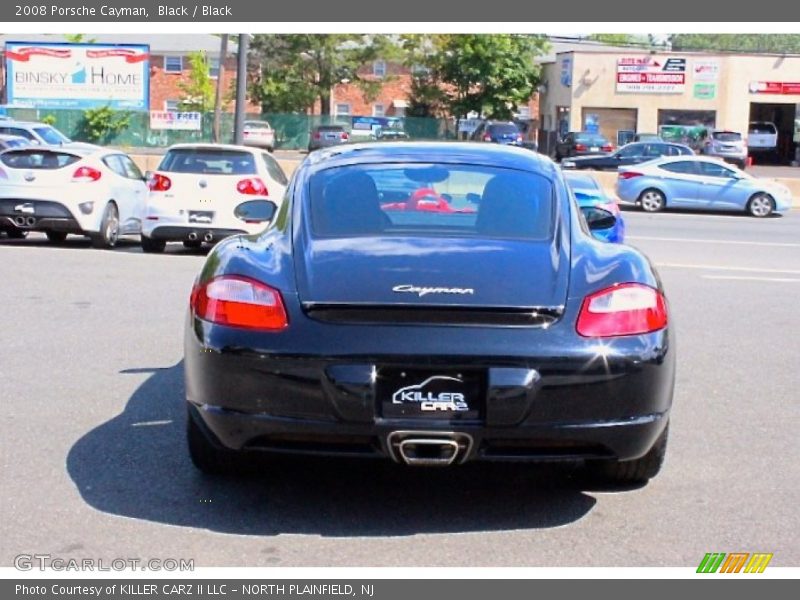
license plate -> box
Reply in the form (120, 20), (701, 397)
(590, 146), (599, 151)
(378, 368), (484, 420)
(188, 211), (214, 224)
(325, 133), (337, 140)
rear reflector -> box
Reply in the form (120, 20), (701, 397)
(72, 166), (102, 182)
(576, 283), (667, 337)
(191, 275), (288, 331)
(618, 171), (643, 180)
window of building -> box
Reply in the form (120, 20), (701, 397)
(335, 103), (351, 117)
(164, 56), (183, 73)
(373, 60), (386, 78)
(164, 100), (180, 112)
(209, 56), (220, 78)
(372, 104), (385, 117)
(517, 106), (531, 120)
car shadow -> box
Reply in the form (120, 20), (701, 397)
(0, 234), (212, 255)
(617, 205), (784, 218)
(67, 361), (602, 537)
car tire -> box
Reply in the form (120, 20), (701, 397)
(5, 228), (28, 239)
(638, 189), (666, 213)
(45, 231), (67, 243)
(187, 406), (241, 474)
(746, 193), (774, 218)
(183, 239), (203, 250)
(89, 202), (120, 249)
(141, 235), (166, 253)
(585, 423), (669, 485)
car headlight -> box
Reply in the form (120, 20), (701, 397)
(78, 201), (94, 214)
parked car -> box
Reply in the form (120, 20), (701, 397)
(242, 120), (275, 152)
(633, 133), (663, 142)
(0, 120), (71, 146)
(616, 156), (792, 217)
(555, 132), (614, 161)
(0, 145), (147, 247)
(748, 121), (779, 157)
(184, 142), (674, 486)
(308, 125), (350, 152)
(470, 121), (524, 146)
(141, 144), (288, 252)
(563, 171), (625, 243)
(0, 134), (30, 151)
(561, 141), (693, 170)
(700, 130), (748, 169)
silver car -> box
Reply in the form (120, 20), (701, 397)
(701, 130), (748, 169)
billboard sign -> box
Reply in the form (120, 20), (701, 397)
(149, 111), (202, 131)
(748, 81), (800, 95)
(5, 42), (149, 110)
(616, 56), (686, 94)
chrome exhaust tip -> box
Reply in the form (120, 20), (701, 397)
(387, 431), (473, 466)
(14, 216), (26, 227)
(26, 217), (36, 226)
(203, 232), (214, 242)
(187, 232), (198, 241)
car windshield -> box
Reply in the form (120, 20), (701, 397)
(575, 134), (607, 144)
(308, 164), (554, 241)
(159, 149), (256, 175)
(488, 124), (519, 134)
(749, 123), (777, 134)
(0, 149), (80, 169)
(33, 126), (70, 144)
(712, 132), (742, 142)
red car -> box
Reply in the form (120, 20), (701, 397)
(381, 188), (476, 213)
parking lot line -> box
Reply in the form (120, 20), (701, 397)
(656, 262), (800, 274)
(629, 236), (800, 248)
(701, 275), (800, 283)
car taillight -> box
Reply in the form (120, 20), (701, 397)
(313, 132), (321, 140)
(516, 134), (524, 142)
(575, 143), (587, 151)
(483, 134), (492, 142)
(340, 132), (349, 140)
(577, 283), (667, 338)
(148, 173), (172, 191)
(190, 276), (288, 331)
(602, 144), (614, 152)
(236, 177), (268, 195)
(618, 171), (643, 180)
(72, 166), (102, 182)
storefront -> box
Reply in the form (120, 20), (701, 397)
(539, 50), (800, 164)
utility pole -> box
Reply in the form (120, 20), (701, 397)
(233, 34), (249, 145)
(212, 34), (228, 143)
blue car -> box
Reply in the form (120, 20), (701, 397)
(564, 171), (626, 243)
(616, 156), (793, 217)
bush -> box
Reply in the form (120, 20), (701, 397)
(77, 106), (131, 144)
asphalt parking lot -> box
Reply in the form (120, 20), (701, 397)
(1, 209), (798, 568)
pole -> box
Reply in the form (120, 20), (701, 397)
(233, 33), (249, 145)
(212, 34), (229, 143)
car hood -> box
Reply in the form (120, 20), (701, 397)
(293, 236), (570, 309)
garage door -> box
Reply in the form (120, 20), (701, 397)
(581, 108), (637, 146)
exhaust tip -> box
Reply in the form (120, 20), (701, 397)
(26, 217), (36, 226)
(188, 232), (198, 241)
(387, 431), (473, 466)
(203, 232), (214, 242)
(14, 216), (26, 227)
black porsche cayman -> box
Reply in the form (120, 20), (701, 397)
(185, 142), (675, 484)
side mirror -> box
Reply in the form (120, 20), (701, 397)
(234, 199), (277, 224)
(581, 206), (617, 238)
(466, 192), (481, 204)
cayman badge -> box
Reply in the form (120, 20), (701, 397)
(392, 284), (474, 297)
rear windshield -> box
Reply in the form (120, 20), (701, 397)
(0, 149), (80, 169)
(575, 133), (607, 144)
(159, 149), (256, 175)
(308, 164), (554, 241)
(245, 121), (271, 129)
(749, 123), (777, 134)
(315, 126), (346, 132)
(487, 124), (519, 134)
(34, 126), (70, 144)
(712, 132), (742, 141)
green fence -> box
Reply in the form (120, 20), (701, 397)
(4, 108), (454, 150)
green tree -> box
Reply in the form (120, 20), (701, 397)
(77, 106), (130, 144)
(248, 35), (396, 114)
(670, 34), (800, 53)
(407, 35), (549, 120)
(177, 52), (216, 112)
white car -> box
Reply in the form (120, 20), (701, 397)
(0, 145), (147, 247)
(242, 120), (275, 152)
(141, 144), (288, 253)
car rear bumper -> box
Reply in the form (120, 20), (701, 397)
(0, 198), (85, 233)
(145, 225), (246, 242)
(185, 316), (675, 464)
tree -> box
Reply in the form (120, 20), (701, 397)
(248, 35), (396, 114)
(406, 35), (549, 120)
(177, 52), (216, 112)
(670, 34), (800, 53)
